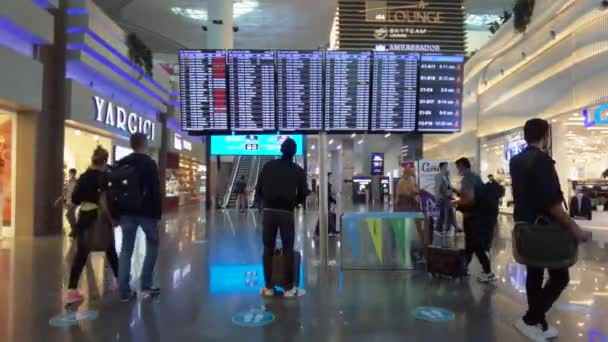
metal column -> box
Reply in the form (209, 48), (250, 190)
(318, 133), (329, 267)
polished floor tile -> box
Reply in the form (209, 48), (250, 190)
(0, 207), (607, 341)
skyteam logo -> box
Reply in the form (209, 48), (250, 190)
(583, 105), (608, 128)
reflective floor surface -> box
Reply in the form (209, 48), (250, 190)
(1, 206), (608, 341)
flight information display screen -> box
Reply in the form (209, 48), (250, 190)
(227, 50), (276, 131)
(179, 50), (228, 131)
(324, 51), (372, 132)
(417, 55), (465, 132)
(370, 52), (419, 132)
(276, 50), (323, 132)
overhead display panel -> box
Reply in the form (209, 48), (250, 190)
(370, 51), (418, 132)
(179, 50), (228, 132)
(337, 0), (466, 53)
(210, 134), (304, 156)
(276, 50), (324, 132)
(324, 51), (372, 132)
(227, 50), (276, 131)
(417, 54), (464, 132)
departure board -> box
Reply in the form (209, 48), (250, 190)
(370, 52), (419, 132)
(276, 50), (323, 132)
(417, 55), (465, 132)
(227, 50), (276, 131)
(324, 51), (372, 132)
(179, 50), (228, 131)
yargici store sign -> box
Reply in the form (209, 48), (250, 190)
(337, 0), (465, 53)
(94, 96), (156, 141)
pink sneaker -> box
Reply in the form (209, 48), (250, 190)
(66, 290), (84, 304)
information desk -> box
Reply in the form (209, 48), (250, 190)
(340, 212), (426, 270)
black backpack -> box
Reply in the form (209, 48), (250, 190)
(475, 181), (505, 214)
(108, 163), (144, 216)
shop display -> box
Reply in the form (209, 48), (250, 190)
(165, 154), (206, 206)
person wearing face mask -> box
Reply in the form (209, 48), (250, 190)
(510, 118), (592, 341)
(569, 190), (592, 221)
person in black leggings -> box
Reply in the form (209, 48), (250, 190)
(66, 146), (119, 304)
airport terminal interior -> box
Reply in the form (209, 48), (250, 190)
(2, 0), (608, 341)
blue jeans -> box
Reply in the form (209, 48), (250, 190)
(119, 216), (159, 295)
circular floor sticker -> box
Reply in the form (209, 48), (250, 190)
(414, 307), (455, 322)
(49, 310), (99, 327)
(232, 309), (275, 327)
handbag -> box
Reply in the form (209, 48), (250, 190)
(512, 216), (578, 269)
(83, 210), (113, 251)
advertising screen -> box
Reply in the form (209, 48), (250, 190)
(210, 134), (304, 156)
(371, 153), (385, 175)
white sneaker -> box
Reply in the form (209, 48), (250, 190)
(260, 288), (274, 297)
(514, 319), (547, 341)
(283, 287), (306, 298)
(478, 273), (498, 283)
(544, 325), (558, 339)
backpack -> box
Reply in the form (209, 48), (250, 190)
(107, 163), (144, 216)
(475, 181), (505, 214)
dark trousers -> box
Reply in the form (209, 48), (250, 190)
(463, 216), (492, 274)
(523, 267), (570, 328)
(68, 210), (119, 289)
(262, 209), (295, 289)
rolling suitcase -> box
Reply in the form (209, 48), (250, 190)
(271, 249), (301, 289)
(427, 245), (467, 279)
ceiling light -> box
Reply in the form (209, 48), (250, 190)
(564, 122), (584, 126)
(568, 117), (584, 121)
(384, 133), (391, 138)
(92, 134), (99, 141)
(465, 14), (501, 28)
(329, 139), (334, 145)
(74, 130), (82, 136)
(170, 0), (258, 21)
(351, 133), (357, 138)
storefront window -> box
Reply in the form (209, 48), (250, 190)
(480, 128), (524, 214)
(552, 111), (608, 226)
(0, 111), (14, 236)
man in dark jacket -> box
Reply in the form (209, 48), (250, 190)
(257, 138), (307, 298)
(511, 118), (591, 340)
(114, 133), (162, 301)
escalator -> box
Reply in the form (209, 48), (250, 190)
(221, 156), (277, 209)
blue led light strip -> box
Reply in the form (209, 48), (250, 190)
(0, 17), (47, 58)
(66, 27), (171, 97)
(32, 0), (57, 9)
(67, 42), (167, 107)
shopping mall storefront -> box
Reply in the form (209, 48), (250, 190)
(164, 130), (206, 210)
(0, 1), (55, 237)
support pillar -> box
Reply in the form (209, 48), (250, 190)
(318, 133), (328, 267)
(207, 0), (234, 49)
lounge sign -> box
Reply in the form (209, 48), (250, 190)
(338, 0), (465, 53)
(93, 96), (156, 141)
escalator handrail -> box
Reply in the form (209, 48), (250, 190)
(223, 156), (241, 208)
(248, 157), (263, 207)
